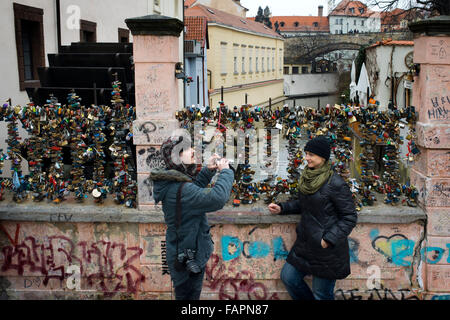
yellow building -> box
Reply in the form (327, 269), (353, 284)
(185, 3), (285, 109)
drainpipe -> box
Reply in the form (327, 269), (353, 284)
(56, 0), (62, 53)
(202, 49), (206, 107)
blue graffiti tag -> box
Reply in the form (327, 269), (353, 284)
(391, 239), (415, 267)
(272, 237), (289, 261)
(221, 236), (242, 261)
(221, 235), (288, 261)
(420, 247), (445, 264)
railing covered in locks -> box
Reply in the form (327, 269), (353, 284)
(176, 100), (420, 211)
(0, 80), (137, 207)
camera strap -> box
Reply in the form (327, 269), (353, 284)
(175, 182), (187, 254)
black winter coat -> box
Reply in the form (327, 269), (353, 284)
(279, 171), (357, 280)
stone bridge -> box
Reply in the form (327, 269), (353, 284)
(284, 31), (413, 64)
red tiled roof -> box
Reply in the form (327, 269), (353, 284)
(185, 4), (283, 39)
(330, 0), (378, 17)
(249, 16), (329, 33)
(184, 0), (197, 8)
(380, 8), (423, 25)
(185, 16), (208, 48)
(367, 39), (414, 49)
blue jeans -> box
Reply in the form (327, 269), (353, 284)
(174, 268), (205, 300)
(281, 262), (336, 300)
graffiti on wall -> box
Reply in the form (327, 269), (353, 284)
(370, 229), (450, 266)
(204, 253), (279, 300)
(0, 224), (145, 297)
(335, 287), (421, 300)
(221, 235), (289, 262)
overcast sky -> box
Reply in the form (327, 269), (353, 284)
(241, 0), (383, 17)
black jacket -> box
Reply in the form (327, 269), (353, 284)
(279, 171), (357, 279)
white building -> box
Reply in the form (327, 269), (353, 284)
(329, 0), (381, 34)
(365, 40), (414, 110)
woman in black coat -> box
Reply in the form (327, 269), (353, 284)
(268, 136), (357, 300)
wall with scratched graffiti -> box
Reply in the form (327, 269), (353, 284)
(1, 220), (448, 300)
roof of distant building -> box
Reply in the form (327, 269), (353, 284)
(184, 0), (197, 8)
(185, 16), (208, 48)
(185, 4), (283, 39)
(367, 39), (414, 49)
(330, 0), (379, 18)
(380, 8), (423, 26)
(249, 16), (329, 33)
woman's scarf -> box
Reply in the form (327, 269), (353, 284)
(298, 161), (333, 195)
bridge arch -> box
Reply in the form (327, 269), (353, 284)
(284, 32), (413, 64)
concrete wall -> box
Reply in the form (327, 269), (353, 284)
(1, 207), (443, 300)
(409, 25), (450, 297)
(283, 73), (339, 97)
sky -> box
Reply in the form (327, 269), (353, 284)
(242, 0), (330, 17)
(241, 0), (382, 17)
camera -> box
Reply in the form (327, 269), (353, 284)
(177, 249), (201, 274)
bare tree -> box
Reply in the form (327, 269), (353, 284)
(365, 0), (449, 16)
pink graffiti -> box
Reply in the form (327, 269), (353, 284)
(204, 253), (279, 300)
(1, 231), (145, 297)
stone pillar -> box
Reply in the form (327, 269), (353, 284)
(125, 15), (184, 210)
(409, 16), (450, 297)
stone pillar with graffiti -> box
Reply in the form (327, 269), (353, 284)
(125, 15), (184, 210)
(409, 16), (450, 296)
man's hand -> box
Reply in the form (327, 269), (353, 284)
(207, 153), (221, 170)
(321, 239), (329, 249)
(216, 158), (230, 171)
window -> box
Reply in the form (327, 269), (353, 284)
(349, 8), (355, 14)
(313, 22), (318, 27)
(242, 57), (245, 73)
(335, 30), (339, 34)
(118, 28), (130, 43)
(221, 42), (227, 75)
(248, 46), (253, 73)
(262, 57), (265, 72)
(255, 47), (259, 72)
(279, 49), (283, 71)
(284, 66), (290, 75)
(292, 67), (299, 74)
(280, 22), (285, 27)
(13, 3), (45, 91)
(154, 0), (161, 13)
(361, 20), (365, 26)
(294, 22), (299, 27)
(241, 45), (246, 73)
(272, 56), (275, 71)
(354, 20), (357, 26)
(80, 19), (97, 42)
(233, 44), (239, 74)
(359, 8), (364, 14)
(302, 66), (308, 74)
